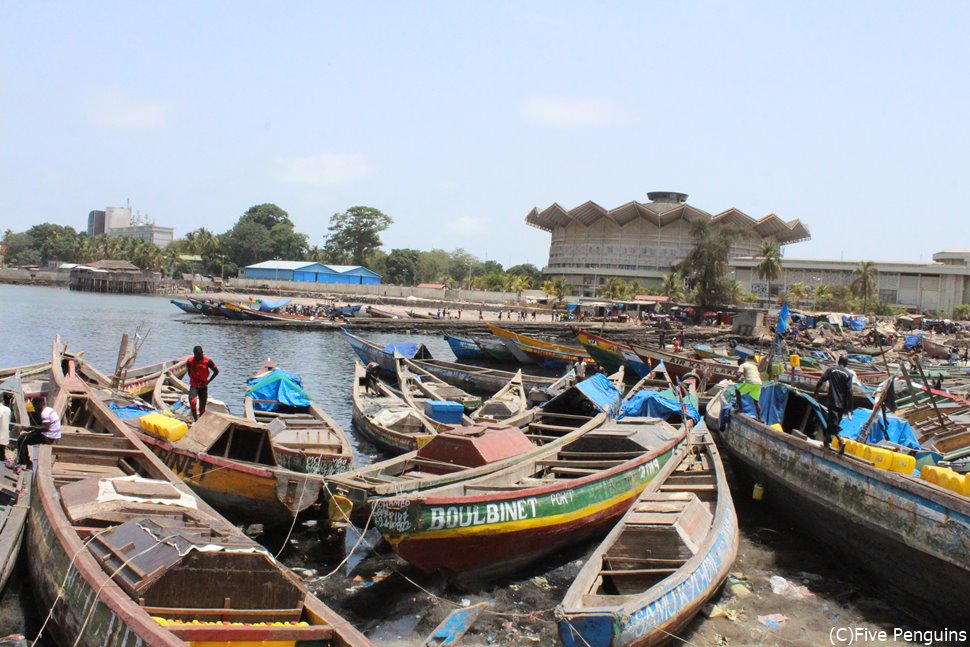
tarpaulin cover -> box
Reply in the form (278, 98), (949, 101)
(904, 333), (923, 350)
(836, 408), (921, 449)
(842, 315), (867, 331)
(381, 343), (432, 359)
(719, 382), (827, 430)
(777, 303), (790, 334)
(244, 369), (311, 411)
(575, 373), (623, 416)
(257, 298), (290, 311)
(619, 390), (700, 422)
(108, 400), (155, 419)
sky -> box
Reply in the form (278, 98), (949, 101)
(2, 1), (969, 268)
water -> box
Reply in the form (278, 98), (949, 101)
(0, 283), (456, 641)
(0, 283), (454, 465)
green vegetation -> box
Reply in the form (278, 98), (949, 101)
(851, 260), (878, 314)
(1, 204), (550, 289)
(953, 304), (970, 320)
(755, 241), (782, 303)
(675, 221), (742, 306)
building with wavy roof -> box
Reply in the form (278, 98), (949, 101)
(526, 191), (810, 297)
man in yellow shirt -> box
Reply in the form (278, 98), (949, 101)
(736, 357), (763, 419)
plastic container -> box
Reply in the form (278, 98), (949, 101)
(889, 452), (916, 475)
(423, 400), (465, 425)
(920, 465), (945, 485)
(867, 447), (894, 470)
(139, 412), (188, 442)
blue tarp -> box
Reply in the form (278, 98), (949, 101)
(245, 369), (311, 411)
(575, 373), (623, 416)
(108, 400), (154, 419)
(904, 333), (923, 350)
(619, 390), (700, 422)
(842, 315), (867, 331)
(837, 408), (921, 450)
(257, 297), (290, 311)
(719, 382), (827, 430)
(382, 342), (432, 359)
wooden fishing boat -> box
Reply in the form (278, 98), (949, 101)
(488, 323), (591, 359)
(0, 464), (29, 593)
(413, 358), (561, 394)
(342, 328), (435, 374)
(470, 370), (527, 422)
(558, 425), (738, 647)
(240, 307), (344, 326)
(444, 334), (487, 360)
(923, 336), (956, 360)
(372, 412), (687, 581)
(151, 370), (230, 419)
(397, 356), (481, 413)
(28, 365), (371, 646)
(71, 350), (189, 398)
(720, 382), (970, 627)
(475, 336), (518, 362)
(351, 362), (453, 454)
(365, 305), (401, 319)
(327, 374), (619, 524)
(244, 362), (354, 476)
(629, 343), (738, 384)
(188, 297), (225, 317)
(407, 310), (440, 320)
(574, 329), (651, 377)
(170, 299), (202, 314)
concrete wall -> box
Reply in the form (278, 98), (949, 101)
(226, 278), (520, 304)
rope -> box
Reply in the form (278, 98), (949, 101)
(30, 529), (110, 646)
(274, 474), (312, 560)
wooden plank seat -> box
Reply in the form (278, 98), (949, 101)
(529, 423), (578, 433)
(537, 459), (625, 468)
(164, 623), (334, 642)
(550, 466), (600, 477)
(600, 568), (678, 576)
(659, 483), (716, 493)
(143, 605), (306, 621)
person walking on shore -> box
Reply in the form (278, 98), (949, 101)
(13, 395), (60, 472)
(187, 346), (219, 420)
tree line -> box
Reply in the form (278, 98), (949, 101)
(0, 203), (545, 290)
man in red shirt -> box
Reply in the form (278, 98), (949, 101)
(187, 345), (219, 420)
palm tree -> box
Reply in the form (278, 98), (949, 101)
(814, 284), (831, 309)
(728, 279), (744, 305)
(661, 273), (685, 302)
(542, 278), (568, 304)
(602, 277), (628, 300)
(851, 261), (878, 313)
(755, 241), (782, 305)
(788, 282), (808, 309)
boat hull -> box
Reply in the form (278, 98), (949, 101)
(138, 434), (322, 527)
(722, 412), (970, 627)
(0, 468), (29, 594)
(630, 344), (737, 383)
(375, 446), (678, 580)
(444, 335), (487, 360)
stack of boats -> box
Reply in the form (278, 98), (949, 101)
(4, 323), (969, 644)
(171, 296), (359, 325)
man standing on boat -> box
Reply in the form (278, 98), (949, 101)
(12, 395), (60, 472)
(736, 356), (762, 420)
(187, 345), (219, 421)
(813, 355), (853, 447)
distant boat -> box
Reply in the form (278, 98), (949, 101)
(170, 299), (202, 314)
(443, 334), (487, 360)
(558, 425), (738, 647)
(488, 323), (592, 367)
(365, 305), (401, 319)
(475, 336), (518, 362)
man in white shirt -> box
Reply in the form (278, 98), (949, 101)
(14, 395), (60, 472)
(0, 393), (11, 448)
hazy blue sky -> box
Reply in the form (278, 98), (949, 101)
(3, 2), (968, 268)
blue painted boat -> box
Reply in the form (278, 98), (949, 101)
(341, 328), (434, 374)
(717, 382), (970, 628)
(559, 425), (737, 647)
(443, 334), (487, 360)
(170, 299), (201, 314)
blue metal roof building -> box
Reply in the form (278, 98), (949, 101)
(243, 261), (382, 284)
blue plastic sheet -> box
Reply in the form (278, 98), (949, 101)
(257, 297), (290, 311)
(904, 333), (923, 350)
(381, 343), (433, 359)
(842, 315), (867, 331)
(245, 369), (311, 411)
(575, 373), (623, 416)
(108, 401), (154, 419)
(619, 390), (700, 422)
(837, 408), (921, 450)
(719, 382), (827, 430)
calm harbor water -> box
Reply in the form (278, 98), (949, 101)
(0, 283), (455, 465)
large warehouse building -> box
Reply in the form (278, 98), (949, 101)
(242, 261), (381, 285)
(526, 191), (810, 297)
